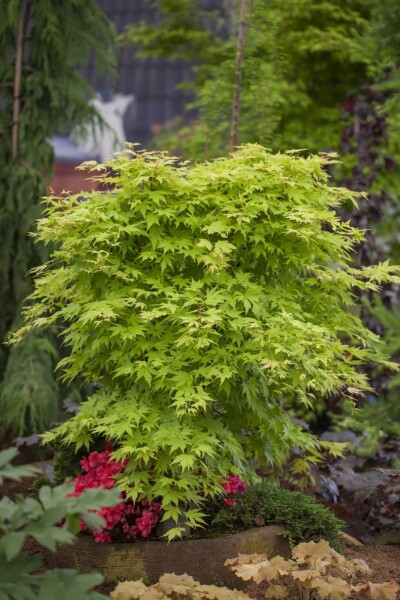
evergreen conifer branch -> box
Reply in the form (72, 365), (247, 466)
(0, 0), (116, 438)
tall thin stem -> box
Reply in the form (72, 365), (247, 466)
(12, 0), (27, 160)
(230, 0), (248, 152)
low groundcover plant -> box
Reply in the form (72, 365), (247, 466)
(12, 144), (400, 537)
(208, 483), (344, 551)
(111, 541), (399, 600)
(226, 539), (399, 600)
(69, 443), (160, 543)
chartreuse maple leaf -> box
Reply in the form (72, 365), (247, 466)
(13, 145), (400, 536)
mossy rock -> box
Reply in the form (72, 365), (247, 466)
(49, 447), (344, 553)
(206, 483), (344, 552)
(49, 526), (289, 586)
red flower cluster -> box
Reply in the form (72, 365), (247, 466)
(72, 444), (126, 494)
(70, 445), (248, 542)
(222, 474), (248, 507)
(70, 444), (160, 543)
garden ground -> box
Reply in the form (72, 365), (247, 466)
(2, 461), (399, 597)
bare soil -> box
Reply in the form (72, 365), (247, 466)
(344, 543), (400, 585)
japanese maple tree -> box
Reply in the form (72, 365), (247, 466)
(13, 145), (400, 537)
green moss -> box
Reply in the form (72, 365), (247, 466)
(52, 445), (87, 484)
(207, 483), (344, 552)
(52, 436), (110, 484)
(29, 476), (52, 495)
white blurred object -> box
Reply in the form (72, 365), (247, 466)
(74, 93), (135, 162)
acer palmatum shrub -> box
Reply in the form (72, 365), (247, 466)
(13, 145), (400, 538)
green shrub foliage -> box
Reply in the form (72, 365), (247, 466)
(208, 483), (344, 551)
(13, 145), (400, 535)
(0, 447), (119, 599)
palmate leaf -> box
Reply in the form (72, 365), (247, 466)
(0, 532), (27, 561)
(0, 554), (39, 600)
(363, 581), (400, 600)
(0, 569), (105, 600)
(1, 477), (119, 557)
(0, 462), (120, 600)
(34, 570), (106, 600)
(163, 526), (187, 541)
(264, 585), (286, 599)
(21, 485), (120, 552)
(0, 448), (39, 485)
(0, 447), (117, 599)
(309, 575), (351, 600)
(292, 539), (332, 568)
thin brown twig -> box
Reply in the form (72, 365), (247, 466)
(12, 0), (28, 160)
(230, 0), (248, 152)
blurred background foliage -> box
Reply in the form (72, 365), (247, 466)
(125, 0), (400, 458)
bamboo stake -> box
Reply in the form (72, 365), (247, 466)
(12, 0), (27, 160)
(230, 0), (248, 152)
